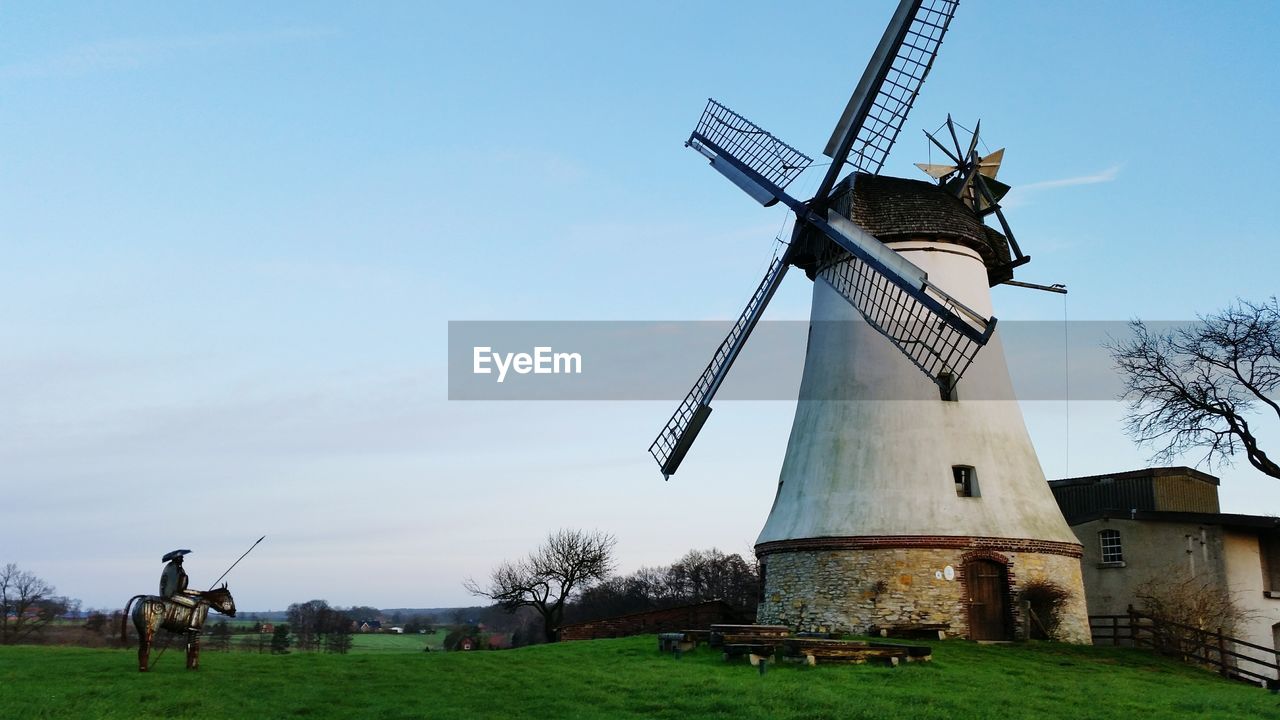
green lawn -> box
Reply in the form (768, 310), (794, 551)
(1, 637), (1276, 719)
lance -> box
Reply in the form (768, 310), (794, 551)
(208, 535), (266, 589)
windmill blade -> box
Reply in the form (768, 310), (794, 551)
(818, 0), (960, 198)
(914, 162), (956, 179)
(978, 148), (1004, 179)
(804, 209), (997, 387)
(650, 255), (790, 479)
(965, 119), (981, 160)
(688, 99), (813, 207)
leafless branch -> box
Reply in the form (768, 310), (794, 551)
(465, 529), (616, 642)
(1106, 297), (1280, 479)
(0, 563), (60, 644)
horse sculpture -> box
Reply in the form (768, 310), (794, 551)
(122, 585), (236, 671)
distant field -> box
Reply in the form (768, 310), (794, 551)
(2, 636), (1276, 719)
(348, 631), (445, 653)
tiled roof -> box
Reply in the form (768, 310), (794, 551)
(832, 172), (1011, 269)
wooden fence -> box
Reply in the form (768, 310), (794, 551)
(1089, 608), (1279, 690)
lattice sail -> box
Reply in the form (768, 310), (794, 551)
(690, 99), (813, 192)
(825, 0), (960, 176)
(819, 251), (990, 391)
(650, 256), (790, 478)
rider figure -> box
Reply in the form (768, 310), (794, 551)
(160, 549), (199, 611)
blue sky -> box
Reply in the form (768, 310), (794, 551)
(2, 1), (1278, 610)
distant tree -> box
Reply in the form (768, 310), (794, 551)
(287, 600), (331, 651)
(0, 563), (62, 644)
(83, 612), (108, 633)
(109, 611), (125, 644)
(404, 614), (435, 634)
(287, 600), (355, 652)
(271, 623), (291, 654)
(1109, 298), (1280, 479)
(465, 529), (616, 643)
(664, 548), (759, 609)
(443, 624), (482, 651)
(348, 606), (381, 623)
(566, 548), (760, 625)
(324, 620), (353, 654)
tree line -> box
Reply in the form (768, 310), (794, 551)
(0, 563), (78, 645)
(467, 529), (760, 644)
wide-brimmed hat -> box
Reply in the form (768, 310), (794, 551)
(162, 549), (192, 562)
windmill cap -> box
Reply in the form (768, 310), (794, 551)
(162, 549), (192, 562)
(837, 172), (1012, 270)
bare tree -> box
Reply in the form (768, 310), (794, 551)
(1134, 565), (1253, 662)
(0, 563), (59, 644)
(1109, 298), (1280, 479)
(465, 529), (615, 643)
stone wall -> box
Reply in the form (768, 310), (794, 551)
(757, 544), (1091, 644)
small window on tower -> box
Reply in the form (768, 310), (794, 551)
(1099, 529), (1124, 565)
(953, 465), (978, 497)
(938, 372), (957, 401)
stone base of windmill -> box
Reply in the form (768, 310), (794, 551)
(755, 540), (1091, 644)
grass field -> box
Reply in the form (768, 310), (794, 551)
(2, 636), (1277, 719)
(348, 631), (445, 653)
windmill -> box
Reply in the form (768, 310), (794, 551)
(650, 0), (1091, 642)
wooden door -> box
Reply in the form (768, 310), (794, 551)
(965, 559), (1009, 640)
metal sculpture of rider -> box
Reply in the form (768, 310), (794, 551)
(160, 549), (201, 615)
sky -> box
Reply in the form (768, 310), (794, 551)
(2, 1), (1278, 611)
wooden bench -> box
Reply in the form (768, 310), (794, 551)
(722, 642), (777, 666)
(869, 623), (950, 640)
(779, 638), (932, 666)
(709, 624), (789, 648)
(658, 632), (698, 653)
(681, 629), (711, 645)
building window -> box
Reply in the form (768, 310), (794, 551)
(1099, 529), (1123, 564)
(954, 466), (978, 497)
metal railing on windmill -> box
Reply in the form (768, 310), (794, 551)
(649, 0), (1067, 480)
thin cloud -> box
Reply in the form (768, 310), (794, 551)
(1019, 164), (1122, 192)
(0, 27), (336, 80)
(1002, 164), (1122, 209)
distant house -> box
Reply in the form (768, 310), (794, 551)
(558, 600), (750, 641)
(1049, 466), (1280, 681)
(358, 620), (382, 633)
(259, 623), (275, 635)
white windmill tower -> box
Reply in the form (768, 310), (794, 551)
(650, 0), (1090, 642)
